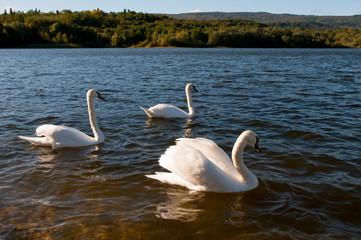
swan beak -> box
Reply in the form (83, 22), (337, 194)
(97, 92), (107, 101)
(254, 143), (262, 152)
(254, 136), (261, 152)
(193, 86), (199, 92)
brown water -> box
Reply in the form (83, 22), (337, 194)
(0, 48), (360, 239)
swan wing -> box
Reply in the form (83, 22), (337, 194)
(36, 124), (95, 148)
(175, 138), (241, 180)
(147, 104), (190, 118)
(155, 143), (241, 192)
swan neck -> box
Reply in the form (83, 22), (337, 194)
(87, 95), (104, 143)
(231, 134), (255, 184)
(186, 86), (194, 116)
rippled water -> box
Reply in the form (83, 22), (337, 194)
(0, 48), (360, 239)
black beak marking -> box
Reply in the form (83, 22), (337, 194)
(255, 136), (262, 152)
(96, 91), (107, 101)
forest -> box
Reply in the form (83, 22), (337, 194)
(1, 9), (361, 48)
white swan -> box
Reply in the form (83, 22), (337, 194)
(19, 89), (106, 149)
(140, 83), (198, 118)
(146, 130), (261, 193)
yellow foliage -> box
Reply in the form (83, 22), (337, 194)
(91, 10), (103, 15)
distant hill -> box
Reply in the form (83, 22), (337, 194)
(167, 12), (361, 29)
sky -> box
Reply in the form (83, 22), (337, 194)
(1, 0), (361, 16)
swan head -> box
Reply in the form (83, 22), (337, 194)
(87, 89), (106, 101)
(186, 83), (199, 93)
(243, 130), (262, 152)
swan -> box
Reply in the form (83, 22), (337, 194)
(140, 83), (198, 118)
(19, 89), (106, 149)
(146, 130), (261, 193)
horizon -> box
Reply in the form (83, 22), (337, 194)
(1, 0), (361, 17)
(2, 9), (361, 18)
(170, 11), (361, 17)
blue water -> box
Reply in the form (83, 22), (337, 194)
(0, 48), (360, 239)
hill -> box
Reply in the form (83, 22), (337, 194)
(167, 12), (361, 29)
(1, 10), (361, 48)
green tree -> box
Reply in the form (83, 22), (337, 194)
(62, 33), (69, 43)
(111, 32), (124, 47)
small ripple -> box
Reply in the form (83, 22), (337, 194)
(26, 116), (59, 125)
(282, 129), (328, 142)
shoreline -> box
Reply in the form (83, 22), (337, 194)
(4, 44), (356, 49)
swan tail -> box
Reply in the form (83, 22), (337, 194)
(146, 172), (200, 190)
(140, 106), (153, 118)
(18, 135), (53, 147)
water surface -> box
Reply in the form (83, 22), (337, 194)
(0, 48), (360, 239)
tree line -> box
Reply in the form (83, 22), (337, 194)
(1, 9), (360, 48)
(168, 12), (361, 30)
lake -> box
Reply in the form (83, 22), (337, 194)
(0, 48), (360, 239)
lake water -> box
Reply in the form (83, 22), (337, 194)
(0, 48), (360, 239)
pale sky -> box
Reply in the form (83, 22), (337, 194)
(1, 0), (361, 16)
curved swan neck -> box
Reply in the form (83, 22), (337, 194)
(87, 94), (104, 143)
(231, 134), (255, 184)
(185, 85), (195, 116)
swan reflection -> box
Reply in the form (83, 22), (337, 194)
(155, 188), (206, 222)
(144, 118), (194, 138)
(181, 118), (194, 137)
(35, 145), (100, 167)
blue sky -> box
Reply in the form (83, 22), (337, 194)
(1, 0), (361, 16)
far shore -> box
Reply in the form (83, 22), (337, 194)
(5, 44), (357, 49)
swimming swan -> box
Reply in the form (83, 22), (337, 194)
(19, 89), (106, 148)
(140, 83), (198, 118)
(146, 130), (261, 192)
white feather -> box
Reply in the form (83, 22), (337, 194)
(140, 83), (198, 119)
(147, 131), (260, 193)
(19, 89), (105, 149)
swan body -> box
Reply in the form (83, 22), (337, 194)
(146, 130), (261, 193)
(140, 83), (198, 118)
(19, 89), (106, 148)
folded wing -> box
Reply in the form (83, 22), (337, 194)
(147, 138), (243, 192)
